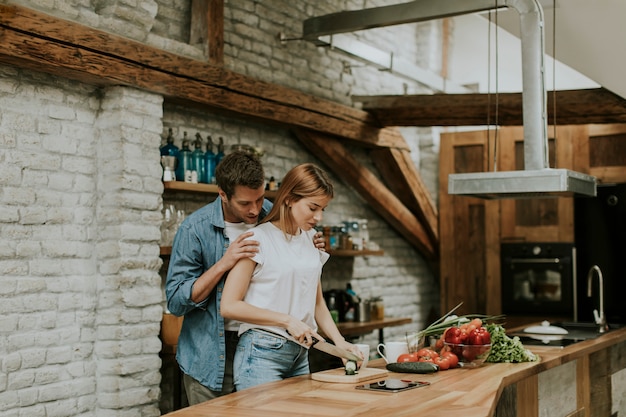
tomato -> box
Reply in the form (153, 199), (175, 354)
(397, 353), (416, 363)
(441, 351), (459, 368)
(434, 356), (450, 370)
(415, 348), (438, 363)
(416, 348), (438, 359)
(462, 346), (477, 362)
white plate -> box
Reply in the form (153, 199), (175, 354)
(523, 320), (568, 335)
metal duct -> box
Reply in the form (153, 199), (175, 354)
(303, 0), (597, 198)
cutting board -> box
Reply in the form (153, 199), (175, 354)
(311, 367), (388, 383)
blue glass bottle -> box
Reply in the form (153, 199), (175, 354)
(191, 133), (206, 183)
(215, 137), (225, 167)
(160, 128), (179, 157)
(203, 135), (217, 184)
(176, 132), (193, 182)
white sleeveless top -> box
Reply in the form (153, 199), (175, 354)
(238, 222), (330, 343)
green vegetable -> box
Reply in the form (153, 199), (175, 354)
(485, 324), (539, 363)
(386, 362), (439, 374)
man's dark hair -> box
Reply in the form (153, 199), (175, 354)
(215, 150), (265, 198)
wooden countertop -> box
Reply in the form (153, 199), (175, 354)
(163, 326), (626, 417)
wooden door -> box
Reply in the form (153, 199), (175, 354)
(439, 129), (501, 316)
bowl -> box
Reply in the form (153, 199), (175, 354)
(444, 342), (491, 367)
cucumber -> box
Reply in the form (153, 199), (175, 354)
(386, 362), (439, 374)
(345, 360), (357, 375)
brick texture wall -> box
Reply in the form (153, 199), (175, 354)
(0, 1), (444, 415)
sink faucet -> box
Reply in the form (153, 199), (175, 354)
(586, 265), (609, 333)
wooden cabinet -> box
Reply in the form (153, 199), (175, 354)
(439, 124), (626, 317)
(498, 126), (580, 243)
(439, 129), (501, 315)
(582, 124), (626, 183)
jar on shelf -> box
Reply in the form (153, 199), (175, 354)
(370, 297), (384, 320)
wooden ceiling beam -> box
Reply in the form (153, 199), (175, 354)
(0, 4), (439, 260)
(354, 88), (626, 126)
(370, 147), (438, 247)
(293, 128), (437, 261)
(0, 4), (406, 150)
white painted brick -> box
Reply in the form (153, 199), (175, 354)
(20, 349), (46, 370)
(0, 314), (18, 332)
(8, 369), (35, 390)
(11, 150), (62, 171)
(45, 347), (72, 366)
(0, 260), (28, 276)
(122, 286), (162, 308)
(0, 391), (19, 412)
(0, 205), (20, 222)
(0, 277), (17, 296)
(48, 105), (76, 121)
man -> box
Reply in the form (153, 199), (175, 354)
(165, 151), (323, 404)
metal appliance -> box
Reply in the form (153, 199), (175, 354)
(501, 242), (576, 317)
(575, 183), (626, 324)
(302, 0), (597, 199)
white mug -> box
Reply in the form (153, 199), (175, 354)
(355, 343), (370, 368)
(377, 341), (408, 364)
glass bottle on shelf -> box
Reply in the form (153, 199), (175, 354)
(203, 135), (217, 184)
(345, 219), (361, 250)
(176, 132), (193, 182)
(215, 137), (225, 166)
(191, 133), (206, 183)
(160, 128), (179, 157)
(359, 219), (369, 250)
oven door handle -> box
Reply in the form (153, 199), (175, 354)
(508, 258), (563, 264)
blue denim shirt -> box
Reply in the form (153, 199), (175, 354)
(165, 197), (272, 391)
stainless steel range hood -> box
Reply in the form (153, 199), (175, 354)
(303, 0), (597, 199)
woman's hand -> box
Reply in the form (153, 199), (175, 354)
(285, 318), (323, 346)
(335, 340), (365, 368)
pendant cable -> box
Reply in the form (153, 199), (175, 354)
(486, 5), (500, 173)
(552, 0), (558, 164)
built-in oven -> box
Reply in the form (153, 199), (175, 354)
(501, 242), (576, 317)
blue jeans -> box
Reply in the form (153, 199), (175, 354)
(234, 329), (309, 391)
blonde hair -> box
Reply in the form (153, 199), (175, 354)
(261, 163), (334, 235)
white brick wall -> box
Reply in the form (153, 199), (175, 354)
(0, 1), (446, 415)
(0, 67), (164, 415)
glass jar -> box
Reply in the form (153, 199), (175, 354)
(370, 297), (384, 320)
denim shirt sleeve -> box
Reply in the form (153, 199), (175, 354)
(165, 201), (224, 315)
(163, 197), (273, 391)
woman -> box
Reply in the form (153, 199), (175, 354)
(221, 163), (362, 391)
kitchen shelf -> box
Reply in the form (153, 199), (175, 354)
(328, 249), (384, 256)
(161, 181), (382, 257)
(163, 180), (277, 199)
(160, 246), (383, 257)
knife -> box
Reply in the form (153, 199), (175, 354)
(311, 337), (362, 362)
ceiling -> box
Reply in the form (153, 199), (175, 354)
(488, 0), (626, 100)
